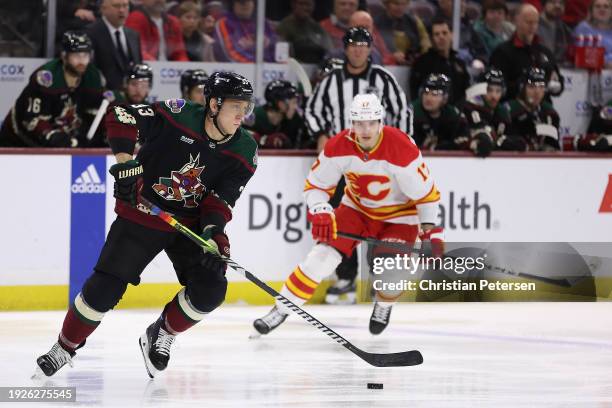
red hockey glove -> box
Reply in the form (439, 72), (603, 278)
(419, 226), (445, 258)
(307, 203), (337, 243)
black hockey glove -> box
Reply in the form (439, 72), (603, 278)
(470, 132), (494, 157)
(497, 135), (528, 151)
(108, 159), (143, 206)
(45, 130), (77, 147)
(200, 225), (230, 278)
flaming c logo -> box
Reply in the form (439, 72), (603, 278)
(599, 174), (612, 213)
(346, 172), (391, 201)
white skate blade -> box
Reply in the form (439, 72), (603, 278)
(139, 334), (157, 379)
(248, 330), (262, 340)
(31, 365), (46, 380)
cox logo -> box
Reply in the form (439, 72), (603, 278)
(575, 100), (591, 115)
(160, 68), (185, 79)
(263, 70), (286, 81)
(0, 64), (25, 75)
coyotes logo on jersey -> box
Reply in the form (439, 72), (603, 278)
(345, 172), (391, 201)
(153, 154), (206, 208)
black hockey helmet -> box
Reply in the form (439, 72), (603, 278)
(126, 63), (153, 82)
(318, 57), (344, 77)
(420, 73), (451, 96)
(522, 66), (547, 87)
(264, 80), (298, 107)
(483, 69), (505, 90)
(343, 27), (373, 48)
(180, 69), (208, 96)
(204, 71), (254, 136)
(61, 31), (92, 53)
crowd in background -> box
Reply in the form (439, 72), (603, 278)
(0, 0), (611, 153)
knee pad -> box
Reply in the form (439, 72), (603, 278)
(82, 271), (128, 313)
(299, 244), (343, 283)
(186, 276), (228, 313)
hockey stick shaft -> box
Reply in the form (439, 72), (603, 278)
(139, 197), (422, 367)
(86, 98), (110, 141)
(338, 231), (572, 287)
(288, 58), (312, 98)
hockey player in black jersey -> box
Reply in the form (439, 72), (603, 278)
(180, 69), (208, 105)
(34, 72), (258, 379)
(500, 67), (560, 151)
(463, 69), (511, 157)
(0, 31), (106, 147)
(108, 63), (153, 105)
(410, 73), (470, 151)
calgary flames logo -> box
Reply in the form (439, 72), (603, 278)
(153, 154), (206, 208)
(346, 172), (391, 201)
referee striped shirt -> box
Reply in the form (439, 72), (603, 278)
(305, 63), (411, 137)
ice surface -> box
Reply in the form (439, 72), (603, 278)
(1, 303), (611, 407)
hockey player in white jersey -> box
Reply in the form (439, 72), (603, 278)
(253, 93), (445, 335)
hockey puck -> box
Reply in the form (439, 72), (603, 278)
(367, 383), (383, 389)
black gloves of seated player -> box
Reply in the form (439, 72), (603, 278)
(200, 225), (230, 277)
(108, 160), (143, 206)
(470, 132), (494, 157)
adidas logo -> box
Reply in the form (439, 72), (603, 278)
(71, 164), (106, 194)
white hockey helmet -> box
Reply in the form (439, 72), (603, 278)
(349, 93), (384, 123)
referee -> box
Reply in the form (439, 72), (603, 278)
(306, 27), (411, 152)
(304, 27), (410, 304)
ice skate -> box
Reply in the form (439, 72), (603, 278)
(33, 342), (75, 378)
(139, 317), (176, 378)
(369, 302), (393, 335)
(252, 306), (288, 336)
(324, 279), (357, 304)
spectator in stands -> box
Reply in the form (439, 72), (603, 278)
(410, 18), (471, 104)
(320, 0), (360, 49)
(200, 1), (224, 37)
(473, 0), (515, 58)
(244, 80), (306, 149)
(490, 4), (564, 101)
(375, 0), (431, 65)
(579, 99), (612, 151)
(276, 0), (334, 63)
(87, 0), (142, 91)
(177, 1), (215, 61)
(410, 73), (471, 150)
(213, 0), (277, 62)
(538, 0), (574, 66)
(434, 0), (488, 65)
(575, 0), (612, 68)
(564, 0), (591, 27)
(501, 67), (560, 151)
(126, 0), (189, 61)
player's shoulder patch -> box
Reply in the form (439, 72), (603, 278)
(36, 70), (53, 88)
(165, 98), (186, 113)
(601, 106), (612, 120)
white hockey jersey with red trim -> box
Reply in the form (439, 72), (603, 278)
(304, 126), (440, 225)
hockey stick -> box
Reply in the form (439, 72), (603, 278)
(288, 58), (312, 98)
(338, 231), (573, 288)
(86, 98), (110, 141)
(139, 197), (423, 368)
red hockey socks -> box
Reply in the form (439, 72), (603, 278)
(162, 288), (207, 334)
(58, 293), (105, 352)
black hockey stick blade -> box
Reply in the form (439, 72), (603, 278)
(351, 347), (424, 367)
(139, 197), (423, 368)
